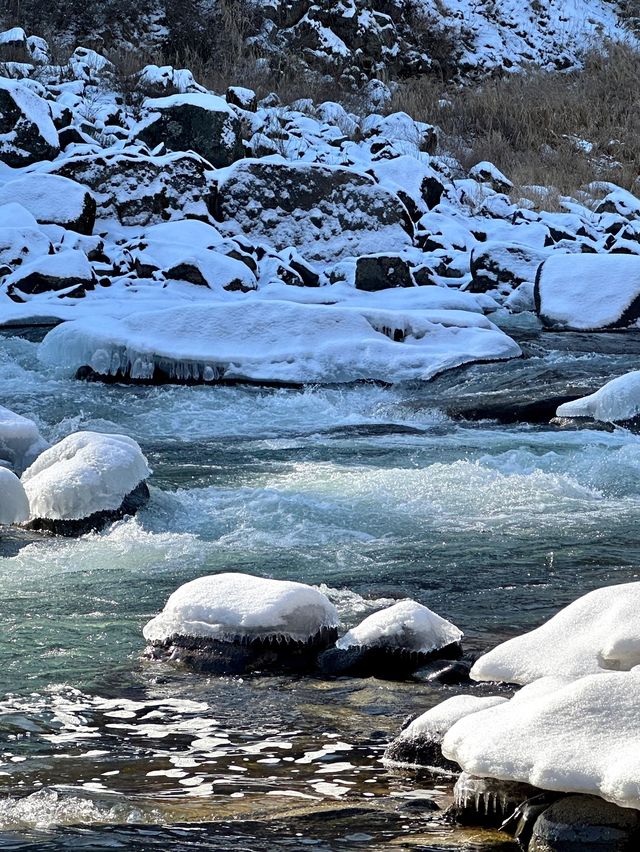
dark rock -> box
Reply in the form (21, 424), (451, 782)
(355, 254), (414, 291)
(415, 659), (472, 685)
(529, 795), (640, 852)
(501, 793), (563, 848)
(5, 250), (96, 301)
(26, 481), (150, 537)
(383, 725), (461, 774)
(226, 86), (257, 112)
(0, 79), (59, 166)
(452, 772), (544, 827)
(317, 640), (462, 680)
(469, 241), (549, 293)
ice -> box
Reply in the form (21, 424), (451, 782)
(0, 467), (29, 524)
(442, 670), (640, 810)
(0, 404), (48, 474)
(38, 301), (521, 385)
(21, 431), (150, 521)
(536, 254), (640, 330)
(143, 572), (340, 643)
(336, 599), (462, 653)
(556, 371), (640, 423)
(471, 582), (640, 685)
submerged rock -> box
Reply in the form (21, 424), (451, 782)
(143, 573), (340, 675)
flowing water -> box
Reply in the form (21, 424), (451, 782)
(2, 317), (640, 850)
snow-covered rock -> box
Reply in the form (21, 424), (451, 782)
(556, 371), (640, 424)
(0, 467), (29, 525)
(471, 582), (640, 685)
(214, 160), (413, 262)
(535, 254), (640, 330)
(144, 572), (339, 674)
(0, 175), (96, 235)
(0, 77), (59, 166)
(0, 405), (48, 474)
(469, 241), (549, 294)
(38, 301), (521, 386)
(22, 431), (150, 535)
(3, 249), (96, 301)
(137, 65), (205, 96)
(443, 670), (640, 811)
(0, 204), (52, 269)
(138, 92), (243, 168)
(384, 695), (507, 770)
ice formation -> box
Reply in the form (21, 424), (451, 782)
(38, 302), (521, 385)
(21, 431), (150, 521)
(556, 371), (640, 423)
(471, 582), (640, 685)
(0, 405), (48, 474)
(442, 670), (640, 810)
(143, 573), (340, 644)
(336, 599), (462, 653)
(0, 467), (30, 525)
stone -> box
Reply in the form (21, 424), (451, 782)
(0, 78), (59, 166)
(0, 175), (96, 235)
(469, 241), (549, 294)
(529, 795), (640, 852)
(453, 772), (543, 827)
(354, 254), (414, 291)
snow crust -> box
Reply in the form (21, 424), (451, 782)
(38, 302), (521, 385)
(442, 670), (640, 810)
(556, 371), (640, 423)
(143, 572), (340, 643)
(0, 467), (30, 524)
(21, 431), (150, 521)
(0, 404), (48, 474)
(536, 255), (640, 330)
(336, 599), (462, 653)
(471, 582), (640, 685)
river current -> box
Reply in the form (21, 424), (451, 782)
(1, 317), (639, 850)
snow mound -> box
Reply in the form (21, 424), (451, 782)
(0, 174), (95, 234)
(336, 599), (462, 653)
(0, 467), (29, 524)
(143, 572), (340, 644)
(471, 582), (640, 685)
(38, 301), (521, 385)
(556, 371), (640, 423)
(0, 405), (48, 474)
(442, 670), (640, 810)
(535, 255), (640, 331)
(22, 431), (150, 521)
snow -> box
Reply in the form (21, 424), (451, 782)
(143, 572), (339, 643)
(442, 670), (640, 810)
(0, 175), (92, 228)
(0, 28), (26, 46)
(0, 467), (29, 525)
(21, 431), (150, 521)
(556, 371), (640, 423)
(536, 254), (640, 330)
(3, 249), (94, 296)
(144, 92), (235, 116)
(0, 77), (59, 148)
(0, 404), (48, 474)
(471, 582), (640, 685)
(336, 600), (462, 653)
(37, 301), (521, 385)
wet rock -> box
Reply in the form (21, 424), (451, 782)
(139, 93), (243, 168)
(502, 793), (563, 848)
(317, 641), (462, 680)
(529, 795), (640, 852)
(452, 772), (543, 827)
(415, 659), (472, 685)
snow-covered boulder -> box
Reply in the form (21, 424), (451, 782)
(22, 431), (150, 536)
(3, 249), (96, 301)
(54, 150), (213, 226)
(367, 155), (445, 220)
(0, 77), (59, 166)
(443, 670), (640, 811)
(0, 175), (96, 235)
(535, 254), (640, 330)
(556, 371), (640, 424)
(471, 583), (640, 686)
(0, 204), (52, 269)
(468, 162), (513, 194)
(469, 241), (549, 294)
(137, 65), (205, 97)
(139, 93), (243, 168)
(0, 468), (29, 525)
(383, 695), (507, 771)
(214, 160), (413, 262)
(38, 301), (521, 386)
(143, 572), (340, 674)
(319, 600), (463, 678)
(0, 405), (48, 474)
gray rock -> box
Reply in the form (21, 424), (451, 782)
(529, 795), (640, 852)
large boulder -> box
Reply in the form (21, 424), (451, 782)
(354, 254), (414, 291)
(0, 203), (52, 270)
(0, 78), (59, 166)
(53, 150), (214, 227)
(4, 249), (96, 301)
(138, 93), (243, 167)
(529, 795), (640, 852)
(469, 241), (549, 294)
(535, 254), (640, 330)
(0, 175), (96, 235)
(213, 160), (413, 262)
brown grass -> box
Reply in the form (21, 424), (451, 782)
(390, 41), (640, 199)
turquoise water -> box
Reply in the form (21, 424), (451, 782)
(1, 325), (640, 850)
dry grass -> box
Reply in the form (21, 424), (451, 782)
(390, 41), (640, 198)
